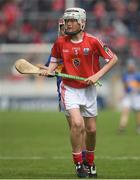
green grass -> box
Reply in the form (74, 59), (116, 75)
(0, 110), (140, 179)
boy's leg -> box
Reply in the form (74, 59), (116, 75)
(68, 108), (88, 178)
(84, 117), (97, 178)
(136, 111), (140, 134)
(119, 107), (130, 132)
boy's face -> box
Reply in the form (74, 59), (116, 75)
(65, 19), (80, 34)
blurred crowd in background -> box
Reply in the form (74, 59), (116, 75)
(0, 0), (139, 110)
(0, 0), (140, 67)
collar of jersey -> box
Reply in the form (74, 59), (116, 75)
(70, 32), (84, 44)
(70, 39), (83, 43)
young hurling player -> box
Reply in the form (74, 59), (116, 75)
(38, 18), (87, 161)
(40, 8), (118, 178)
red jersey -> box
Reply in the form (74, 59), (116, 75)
(51, 32), (114, 88)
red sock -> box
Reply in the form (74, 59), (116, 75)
(72, 152), (83, 164)
(86, 150), (94, 166)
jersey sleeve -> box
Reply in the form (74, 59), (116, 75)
(95, 38), (114, 62)
(45, 55), (51, 67)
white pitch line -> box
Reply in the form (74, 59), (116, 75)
(0, 156), (140, 160)
(0, 156), (44, 160)
(96, 156), (140, 160)
(53, 156), (140, 160)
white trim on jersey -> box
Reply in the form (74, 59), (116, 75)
(97, 38), (104, 47)
(105, 58), (111, 62)
(104, 48), (114, 59)
(71, 39), (83, 43)
(50, 57), (58, 63)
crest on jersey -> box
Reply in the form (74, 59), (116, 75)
(83, 48), (89, 55)
(103, 45), (109, 52)
(73, 58), (80, 67)
(73, 47), (80, 56)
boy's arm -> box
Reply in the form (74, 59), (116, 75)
(36, 64), (48, 70)
(39, 58), (59, 76)
(85, 54), (118, 85)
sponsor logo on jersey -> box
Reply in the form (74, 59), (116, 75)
(72, 58), (80, 67)
(83, 48), (89, 55)
(63, 49), (69, 53)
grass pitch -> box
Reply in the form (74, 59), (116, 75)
(0, 110), (140, 179)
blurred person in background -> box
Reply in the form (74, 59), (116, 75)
(118, 60), (140, 134)
(40, 7), (118, 178)
(37, 18), (65, 110)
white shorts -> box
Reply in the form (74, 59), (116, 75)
(122, 93), (140, 111)
(60, 83), (98, 117)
